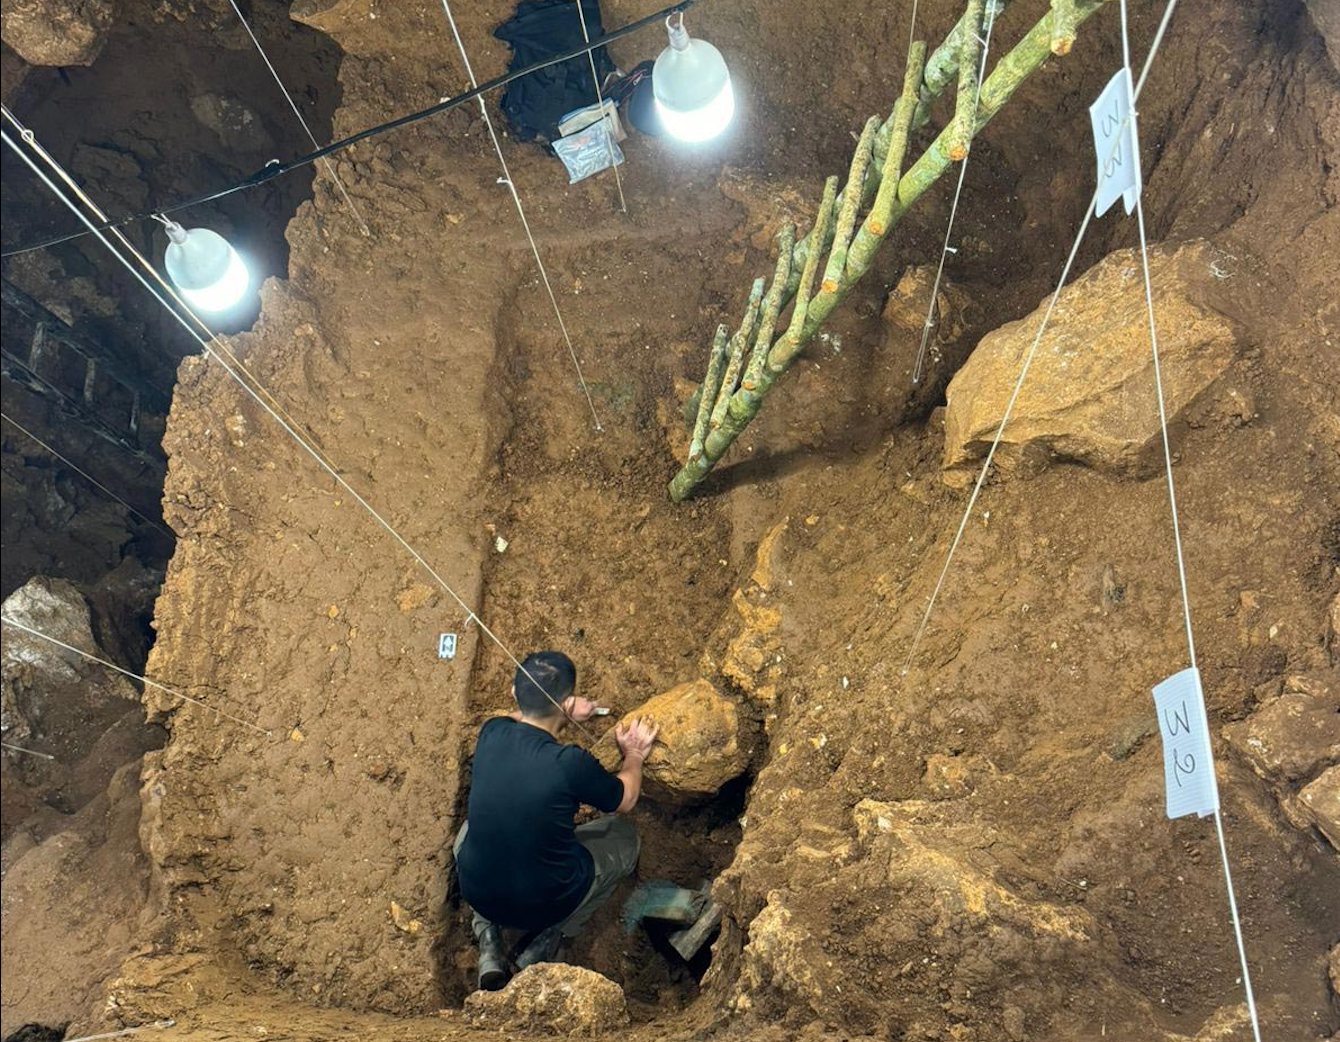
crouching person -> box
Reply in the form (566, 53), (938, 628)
(453, 650), (659, 991)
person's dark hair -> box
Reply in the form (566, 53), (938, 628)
(514, 651), (576, 717)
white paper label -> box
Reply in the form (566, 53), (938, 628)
(437, 633), (458, 660)
(1089, 68), (1142, 217)
(1152, 667), (1220, 819)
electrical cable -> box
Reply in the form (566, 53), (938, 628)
(1, 614), (272, 736)
(1, 124), (597, 741)
(0, 411), (173, 537)
(911, 0), (1000, 385)
(574, 0), (628, 214)
(3, 104), (342, 475)
(437, 0), (604, 432)
(0, 0), (703, 258)
(225, 0), (371, 237)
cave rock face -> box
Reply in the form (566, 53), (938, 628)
(2, 0), (119, 66)
(463, 963), (628, 1036)
(1, 576), (138, 749)
(598, 679), (750, 802)
(943, 242), (1238, 477)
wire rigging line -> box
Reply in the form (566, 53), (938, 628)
(574, 0), (628, 214)
(899, 0), (1179, 680)
(1, 741), (57, 760)
(1, 125), (595, 741)
(0, 0), (703, 258)
(436, 0), (604, 432)
(0, 411), (173, 537)
(2, 105), (347, 473)
(0, 615), (272, 736)
(1116, 0), (1259, 1035)
(225, 0), (371, 237)
(911, 0), (1000, 385)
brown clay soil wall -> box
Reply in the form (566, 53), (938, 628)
(39, 0), (1339, 1039)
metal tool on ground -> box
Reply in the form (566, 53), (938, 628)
(621, 880), (721, 960)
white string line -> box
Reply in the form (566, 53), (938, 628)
(573, 0), (628, 214)
(63, 1021), (175, 1042)
(436, 0), (604, 433)
(0, 126), (595, 741)
(1117, 0), (1260, 1036)
(908, 0), (921, 54)
(1, 411), (173, 537)
(1, 741), (57, 760)
(1, 104), (338, 464)
(911, 0), (1001, 385)
(900, 0), (1180, 677)
(225, 0), (371, 238)
(1, 614), (272, 736)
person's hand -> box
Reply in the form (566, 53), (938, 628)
(565, 696), (600, 722)
(615, 716), (659, 763)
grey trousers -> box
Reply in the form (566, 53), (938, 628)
(454, 814), (641, 940)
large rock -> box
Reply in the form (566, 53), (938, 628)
(943, 242), (1238, 476)
(1222, 676), (1340, 783)
(1, 577), (139, 756)
(463, 963), (628, 1036)
(596, 679), (750, 802)
(1297, 766), (1339, 849)
(1, 0), (118, 66)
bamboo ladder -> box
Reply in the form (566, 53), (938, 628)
(670, 0), (1099, 502)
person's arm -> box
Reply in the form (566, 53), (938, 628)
(614, 716), (659, 814)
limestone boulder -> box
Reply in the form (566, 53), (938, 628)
(1297, 766), (1339, 850)
(597, 679), (750, 802)
(1, 0), (118, 66)
(463, 963), (627, 1036)
(1, 577), (139, 756)
(1222, 678), (1340, 783)
(943, 242), (1238, 476)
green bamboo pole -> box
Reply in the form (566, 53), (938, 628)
(689, 324), (729, 461)
(770, 176), (838, 374)
(1050, 0), (1078, 54)
(711, 277), (765, 429)
(948, 0), (986, 161)
(847, 42), (928, 281)
(797, 0), (1104, 336)
(669, 231), (792, 503)
(739, 224), (796, 402)
(915, 0), (1008, 128)
(668, 0), (1107, 501)
(781, 119), (880, 356)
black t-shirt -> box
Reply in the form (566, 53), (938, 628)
(456, 717), (624, 931)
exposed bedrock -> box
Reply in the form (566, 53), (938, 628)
(0, 0), (118, 66)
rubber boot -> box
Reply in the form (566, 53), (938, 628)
(477, 924), (509, 992)
(514, 924), (564, 970)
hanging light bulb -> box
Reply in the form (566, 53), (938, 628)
(162, 220), (250, 313)
(653, 13), (735, 143)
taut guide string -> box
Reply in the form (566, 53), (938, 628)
(911, 0), (1001, 386)
(573, 0), (628, 214)
(1, 411), (173, 537)
(437, 0), (605, 433)
(1, 124), (595, 741)
(897, 0), (1261, 1032)
(225, 0), (371, 237)
(1117, 0), (1260, 1034)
